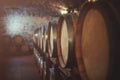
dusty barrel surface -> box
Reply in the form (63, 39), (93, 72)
(75, 1), (120, 80)
(47, 22), (58, 58)
(57, 13), (78, 68)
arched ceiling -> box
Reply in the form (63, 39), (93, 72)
(0, 0), (85, 17)
(0, 0), (119, 17)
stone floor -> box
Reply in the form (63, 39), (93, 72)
(0, 54), (41, 80)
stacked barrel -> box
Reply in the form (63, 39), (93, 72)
(0, 35), (11, 54)
(0, 34), (31, 56)
(33, 0), (120, 80)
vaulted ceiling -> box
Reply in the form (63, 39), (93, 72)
(0, 0), (119, 17)
(0, 0), (119, 45)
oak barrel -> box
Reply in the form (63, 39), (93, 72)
(2, 35), (11, 46)
(39, 57), (44, 76)
(47, 21), (57, 58)
(43, 25), (48, 53)
(33, 28), (41, 49)
(57, 13), (78, 68)
(75, 1), (120, 80)
(9, 43), (17, 54)
(13, 35), (24, 46)
(20, 43), (30, 53)
(40, 27), (44, 50)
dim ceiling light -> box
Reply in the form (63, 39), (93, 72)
(45, 35), (48, 38)
(88, 0), (91, 2)
(92, 0), (97, 2)
(42, 35), (44, 38)
(88, 0), (97, 2)
(53, 4), (68, 15)
(60, 10), (68, 15)
(58, 5), (68, 11)
(35, 33), (38, 37)
(5, 14), (24, 36)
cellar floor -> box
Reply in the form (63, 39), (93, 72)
(0, 53), (41, 80)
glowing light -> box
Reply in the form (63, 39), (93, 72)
(60, 10), (68, 14)
(51, 4), (68, 15)
(92, 0), (97, 2)
(87, 0), (97, 2)
(72, 10), (79, 16)
(42, 35), (44, 38)
(45, 35), (48, 38)
(88, 0), (91, 2)
(51, 4), (67, 11)
(35, 33), (38, 37)
(58, 5), (68, 11)
(4, 13), (50, 37)
(59, 5), (68, 14)
(5, 14), (24, 36)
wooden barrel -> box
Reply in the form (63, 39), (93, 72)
(33, 33), (37, 49)
(32, 34), (36, 44)
(33, 28), (41, 48)
(40, 26), (44, 50)
(9, 43), (17, 54)
(2, 35), (11, 46)
(1, 35), (11, 53)
(47, 22), (57, 58)
(42, 61), (52, 80)
(37, 29), (41, 48)
(43, 25), (48, 53)
(20, 43), (30, 54)
(42, 61), (47, 80)
(49, 66), (60, 80)
(49, 67), (55, 80)
(49, 66), (65, 80)
(75, 1), (120, 80)
(13, 35), (24, 46)
(43, 57), (53, 80)
(57, 13), (78, 68)
(39, 57), (44, 76)
(33, 48), (39, 58)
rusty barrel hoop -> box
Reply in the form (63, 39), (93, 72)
(48, 22), (58, 58)
(76, 1), (120, 80)
(57, 13), (78, 68)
